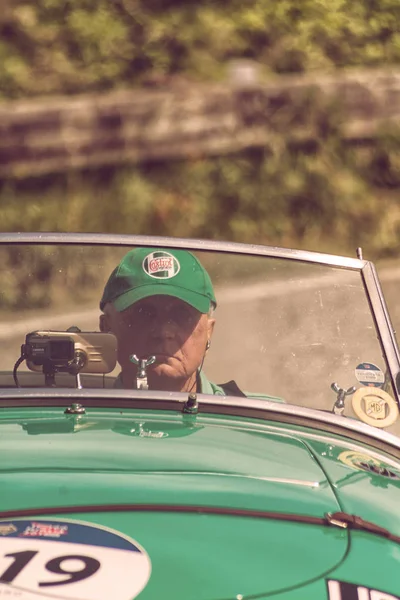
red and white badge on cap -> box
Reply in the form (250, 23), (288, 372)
(143, 251), (180, 279)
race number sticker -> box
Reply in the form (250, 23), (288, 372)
(0, 518), (151, 599)
(355, 363), (385, 388)
(328, 579), (400, 599)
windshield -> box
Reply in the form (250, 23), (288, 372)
(0, 242), (398, 437)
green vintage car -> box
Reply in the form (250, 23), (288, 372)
(1, 233), (400, 600)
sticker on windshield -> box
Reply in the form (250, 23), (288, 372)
(327, 578), (400, 599)
(355, 362), (385, 388)
(0, 518), (151, 599)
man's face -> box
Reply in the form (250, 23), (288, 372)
(101, 295), (215, 391)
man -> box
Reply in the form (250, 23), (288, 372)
(99, 247), (242, 395)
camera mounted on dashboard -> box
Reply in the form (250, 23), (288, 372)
(14, 328), (117, 388)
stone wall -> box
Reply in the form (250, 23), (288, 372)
(1, 68), (400, 178)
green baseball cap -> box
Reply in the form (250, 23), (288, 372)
(100, 248), (216, 314)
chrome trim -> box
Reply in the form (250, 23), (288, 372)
(135, 471), (320, 488)
(0, 232), (365, 269)
(371, 262), (400, 364)
(326, 513), (348, 529)
(64, 403), (86, 415)
(361, 261), (400, 400)
(2, 388), (400, 452)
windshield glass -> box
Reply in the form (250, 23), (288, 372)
(0, 242), (398, 437)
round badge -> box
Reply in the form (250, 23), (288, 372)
(352, 387), (399, 428)
(338, 450), (381, 470)
(338, 450), (400, 479)
(143, 251), (180, 279)
(0, 518), (151, 599)
(355, 362), (385, 388)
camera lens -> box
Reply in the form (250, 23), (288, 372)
(49, 339), (74, 361)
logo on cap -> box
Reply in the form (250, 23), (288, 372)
(143, 251), (180, 279)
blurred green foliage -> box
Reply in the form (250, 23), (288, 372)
(1, 0), (400, 264)
(2, 0), (400, 97)
(2, 125), (400, 260)
(0, 244), (122, 310)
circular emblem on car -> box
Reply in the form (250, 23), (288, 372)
(142, 251), (180, 279)
(338, 450), (400, 480)
(352, 387), (399, 428)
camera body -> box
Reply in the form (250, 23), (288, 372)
(24, 331), (117, 374)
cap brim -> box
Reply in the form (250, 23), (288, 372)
(112, 285), (211, 314)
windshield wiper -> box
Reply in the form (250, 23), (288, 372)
(0, 504), (399, 545)
(326, 511), (399, 543)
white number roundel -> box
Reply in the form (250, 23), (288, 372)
(0, 518), (151, 599)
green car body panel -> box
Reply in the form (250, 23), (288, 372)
(2, 407), (400, 599)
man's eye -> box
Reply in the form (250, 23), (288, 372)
(169, 307), (194, 325)
(121, 306), (155, 323)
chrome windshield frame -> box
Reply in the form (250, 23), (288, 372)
(0, 232), (365, 270)
(361, 261), (400, 399)
(0, 232), (399, 418)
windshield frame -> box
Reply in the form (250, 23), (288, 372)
(0, 231), (365, 268)
(0, 232), (399, 443)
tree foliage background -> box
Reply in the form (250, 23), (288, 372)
(1, 0), (400, 258)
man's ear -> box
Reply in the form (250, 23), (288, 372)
(99, 313), (110, 333)
(206, 317), (216, 341)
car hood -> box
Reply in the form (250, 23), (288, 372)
(1, 407), (400, 599)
